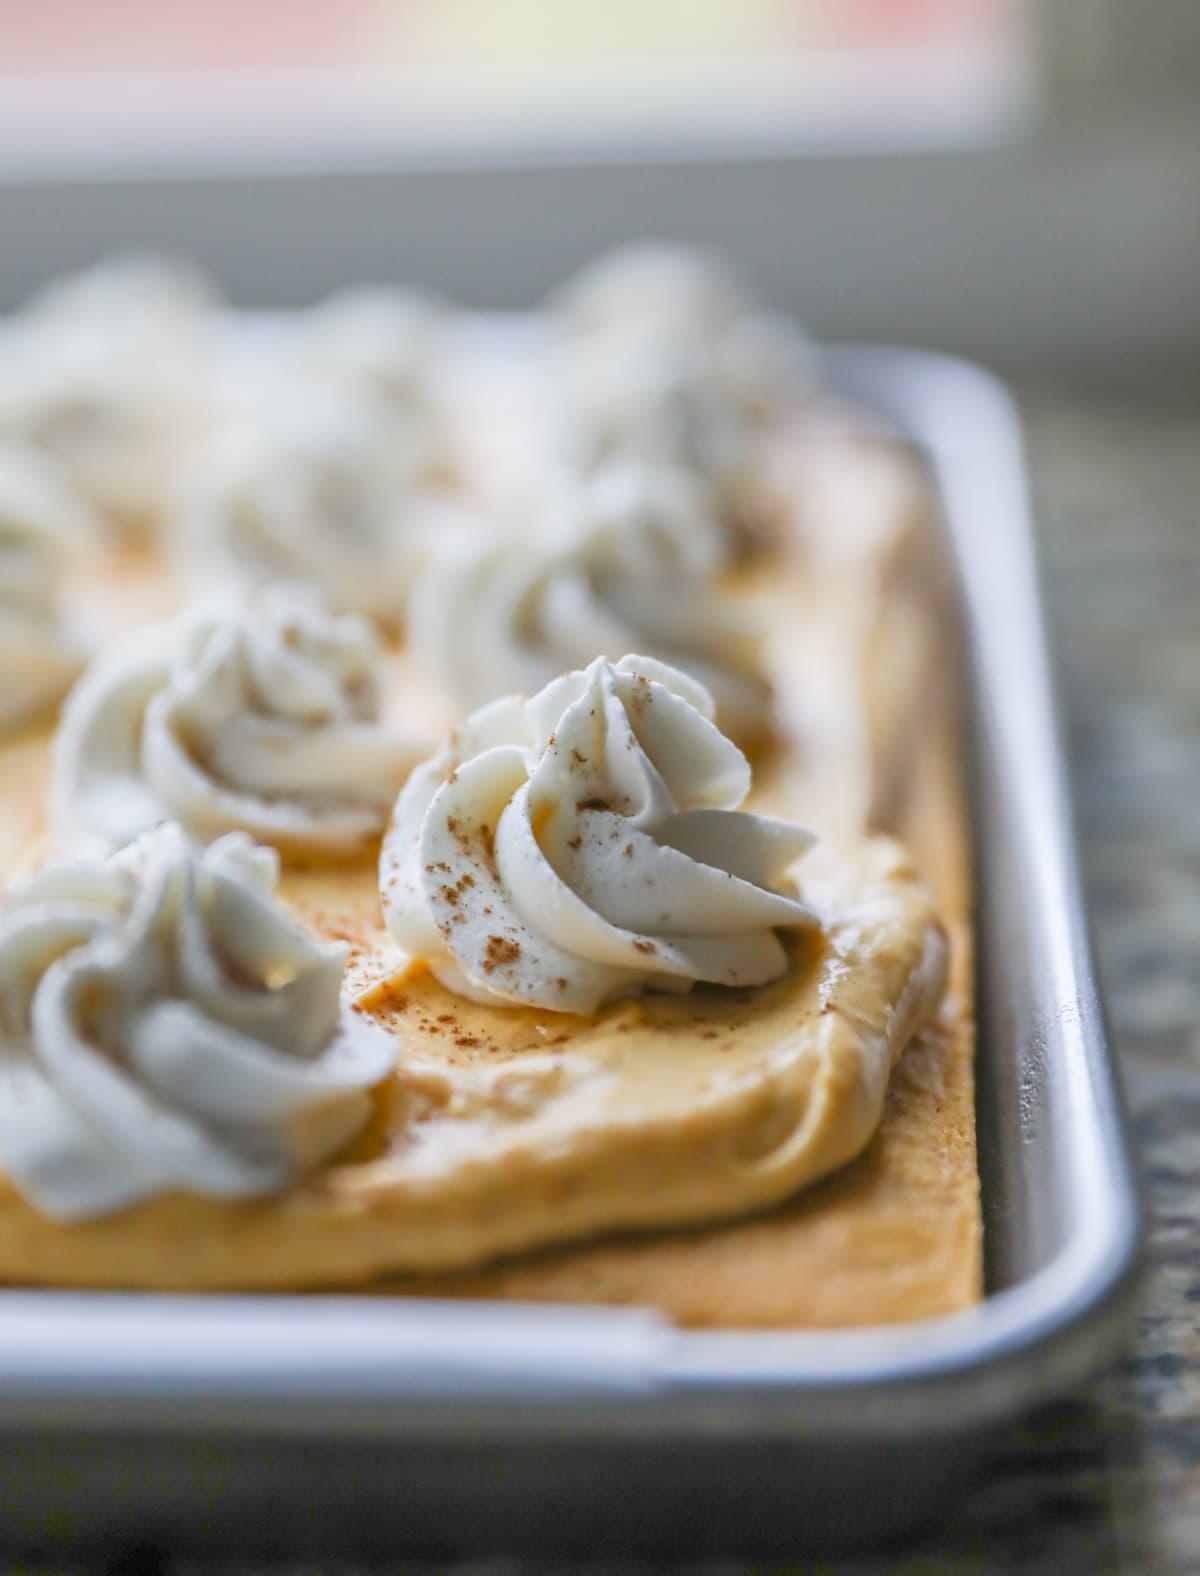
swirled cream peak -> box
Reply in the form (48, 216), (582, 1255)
(559, 457), (732, 577)
(410, 461), (771, 742)
(0, 823), (394, 1219)
(553, 246), (814, 535)
(0, 255), (218, 537)
(554, 243), (758, 337)
(24, 253), (219, 340)
(54, 585), (423, 858)
(381, 654), (815, 1014)
(556, 245), (812, 388)
(180, 391), (440, 621)
(289, 287), (448, 477)
(0, 442), (95, 731)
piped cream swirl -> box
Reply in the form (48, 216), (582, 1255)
(288, 287), (448, 480)
(54, 585), (423, 858)
(180, 392), (439, 622)
(411, 462), (771, 742)
(553, 245), (813, 542)
(0, 255), (217, 537)
(381, 654), (815, 1014)
(0, 823), (394, 1219)
(0, 442), (94, 731)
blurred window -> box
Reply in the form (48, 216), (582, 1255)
(0, 0), (1034, 175)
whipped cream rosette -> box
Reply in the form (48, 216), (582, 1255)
(0, 442), (95, 732)
(555, 244), (814, 403)
(287, 287), (449, 480)
(568, 457), (732, 578)
(553, 246), (813, 541)
(554, 243), (780, 339)
(0, 256), (218, 537)
(180, 391), (440, 621)
(24, 253), (218, 340)
(381, 654), (815, 1014)
(0, 823), (393, 1219)
(410, 462), (770, 741)
(54, 585), (423, 858)
(555, 332), (756, 522)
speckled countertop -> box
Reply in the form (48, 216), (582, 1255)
(4, 383), (1198, 1576)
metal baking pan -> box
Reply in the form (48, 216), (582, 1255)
(0, 347), (1142, 1556)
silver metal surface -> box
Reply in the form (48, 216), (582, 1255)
(0, 348), (1143, 1554)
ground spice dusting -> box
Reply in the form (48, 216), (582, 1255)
(629, 674), (653, 712)
(481, 935), (521, 972)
